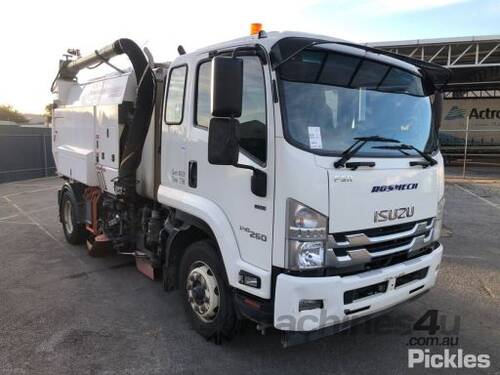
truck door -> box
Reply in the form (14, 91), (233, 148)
(188, 54), (274, 271)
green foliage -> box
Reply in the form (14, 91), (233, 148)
(0, 105), (28, 123)
(44, 103), (53, 124)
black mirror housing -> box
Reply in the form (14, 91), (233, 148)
(211, 57), (243, 118)
(433, 91), (443, 131)
(208, 118), (239, 165)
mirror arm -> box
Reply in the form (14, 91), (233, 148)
(233, 163), (267, 197)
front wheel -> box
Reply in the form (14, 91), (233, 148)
(179, 240), (238, 343)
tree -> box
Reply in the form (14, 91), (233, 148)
(44, 103), (53, 124)
(0, 105), (28, 123)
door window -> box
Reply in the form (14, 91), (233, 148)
(196, 56), (267, 163)
(165, 65), (187, 125)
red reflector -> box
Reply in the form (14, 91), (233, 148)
(243, 297), (261, 309)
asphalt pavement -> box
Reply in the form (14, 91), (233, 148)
(0, 177), (498, 374)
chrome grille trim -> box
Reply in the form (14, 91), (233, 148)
(330, 219), (434, 248)
(326, 218), (435, 269)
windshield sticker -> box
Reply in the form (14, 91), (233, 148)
(308, 127), (323, 149)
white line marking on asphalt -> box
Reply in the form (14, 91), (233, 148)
(0, 214), (20, 221)
(454, 184), (500, 210)
(2, 196), (64, 247)
(0, 221), (38, 226)
(0, 186), (59, 198)
(0, 205), (57, 222)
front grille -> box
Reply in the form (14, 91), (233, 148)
(334, 235), (432, 257)
(333, 218), (433, 242)
(326, 218), (436, 276)
(326, 245), (434, 277)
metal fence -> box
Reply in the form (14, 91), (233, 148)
(0, 125), (56, 183)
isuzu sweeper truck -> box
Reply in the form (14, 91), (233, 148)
(51, 26), (449, 346)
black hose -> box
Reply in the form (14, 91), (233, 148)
(112, 38), (156, 200)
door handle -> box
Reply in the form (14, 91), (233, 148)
(188, 160), (197, 188)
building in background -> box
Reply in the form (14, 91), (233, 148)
(371, 35), (500, 179)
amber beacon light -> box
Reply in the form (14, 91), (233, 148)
(250, 23), (263, 35)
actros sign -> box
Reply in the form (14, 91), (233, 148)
(469, 108), (500, 120)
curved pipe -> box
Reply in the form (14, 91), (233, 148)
(113, 39), (156, 199)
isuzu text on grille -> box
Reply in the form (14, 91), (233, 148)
(374, 206), (415, 223)
(372, 183), (418, 192)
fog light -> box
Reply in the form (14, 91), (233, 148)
(299, 299), (324, 312)
(238, 270), (261, 288)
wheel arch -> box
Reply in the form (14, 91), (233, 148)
(162, 220), (220, 291)
(157, 185), (271, 299)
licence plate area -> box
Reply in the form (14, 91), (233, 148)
(344, 281), (388, 305)
(343, 266), (429, 305)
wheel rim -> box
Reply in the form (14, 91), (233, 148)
(63, 199), (74, 234)
(186, 262), (220, 322)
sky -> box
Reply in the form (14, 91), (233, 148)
(1, 0), (499, 114)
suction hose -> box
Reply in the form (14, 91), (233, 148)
(113, 39), (156, 199)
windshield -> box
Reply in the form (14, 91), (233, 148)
(278, 49), (434, 157)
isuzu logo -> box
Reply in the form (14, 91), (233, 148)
(374, 206), (415, 223)
(372, 183), (418, 193)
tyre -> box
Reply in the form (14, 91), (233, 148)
(179, 240), (238, 343)
(60, 188), (86, 245)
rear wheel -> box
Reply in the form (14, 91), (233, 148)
(179, 240), (238, 343)
(60, 189), (86, 245)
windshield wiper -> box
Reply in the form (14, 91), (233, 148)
(334, 136), (401, 168)
(372, 144), (438, 167)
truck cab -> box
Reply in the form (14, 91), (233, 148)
(52, 30), (448, 345)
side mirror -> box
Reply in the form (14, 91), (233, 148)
(433, 91), (443, 131)
(211, 56), (243, 118)
(208, 118), (239, 165)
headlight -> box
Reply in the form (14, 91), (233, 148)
(433, 196), (445, 241)
(286, 199), (328, 270)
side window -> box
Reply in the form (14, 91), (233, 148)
(196, 56), (267, 163)
(164, 66), (187, 124)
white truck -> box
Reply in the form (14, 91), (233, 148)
(51, 27), (449, 346)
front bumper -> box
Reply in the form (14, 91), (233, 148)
(274, 243), (443, 332)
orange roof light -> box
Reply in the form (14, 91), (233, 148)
(250, 23), (263, 35)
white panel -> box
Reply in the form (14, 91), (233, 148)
(52, 106), (97, 186)
(56, 145), (98, 185)
(95, 105), (120, 169)
(52, 72), (139, 191)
